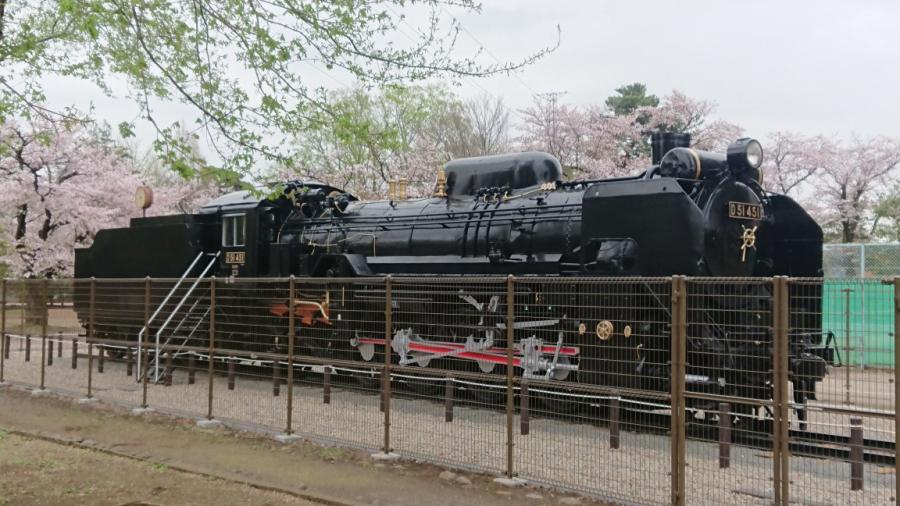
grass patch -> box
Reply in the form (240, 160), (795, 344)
(12, 458), (60, 471)
(318, 447), (345, 461)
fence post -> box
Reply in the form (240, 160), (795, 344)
(505, 274), (515, 479)
(126, 347), (133, 376)
(19, 290), (23, 343)
(57, 331), (62, 358)
(272, 357), (280, 396)
(670, 275), (686, 506)
(859, 245), (866, 370)
(39, 280), (48, 390)
(718, 402), (731, 469)
(285, 276), (295, 434)
(71, 338), (77, 370)
(773, 276), (791, 506)
(207, 277), (216, 420)
(47, 336), (53, 366)
(1, 279), (6, 384)
(164, 351), (173, 386)
(520, 379), (529, 436)
(382, 275), (393, 455)
(25, 334), (31, 362)
(39, 336), (46, 390)
(87, 278), (95, 399)
(842, 287), (853, 404)
(187, 354), (195, 384)
(444, 376), (453, 422)
(849, 417), (863, 491)
(323, 366), (331, 404)
(609, 395), (620, 450)
(141, 277), (150, 409)
(893, 276), (899, 506)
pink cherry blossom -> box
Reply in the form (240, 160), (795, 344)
(0, 121), (213, 278)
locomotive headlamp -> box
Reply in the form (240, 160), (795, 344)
(727, 138), (764, 173)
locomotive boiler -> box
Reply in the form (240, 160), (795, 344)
(73, 132), (829, 416)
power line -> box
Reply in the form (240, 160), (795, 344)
(438, 6), (543, 100)
(383, 5), (528, 122)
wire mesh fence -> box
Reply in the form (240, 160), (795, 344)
(0, 275), (896, 506)
(824, 243), (900, 279)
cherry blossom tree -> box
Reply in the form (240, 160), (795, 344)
(518, 90), (743, 180)
(649, 91), (744, 152)
(0, 120), (214, 324)
(760, 132), (833, 196)
(871, 185), (900, 242)
(0, 1), (556, 179)
(760, 132), (900, 242)
(518, 93), (592, 175)
(0, 121), (212, 279)
(813, 136), (900, 242)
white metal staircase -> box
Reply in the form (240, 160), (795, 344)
(137, 251), (220, 382)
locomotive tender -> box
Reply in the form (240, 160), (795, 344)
(74, 132), (829, 413)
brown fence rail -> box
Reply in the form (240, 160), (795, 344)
(0, 276), (896, 506)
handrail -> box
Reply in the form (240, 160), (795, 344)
(167, 297), (203, 338)
(167, 305), (212, 361)
(151, 296), (208, 376)
(136, 250), (205, 379)
(152, 251), (220, 380)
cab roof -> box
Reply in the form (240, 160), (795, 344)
(199, 181), (355, 215)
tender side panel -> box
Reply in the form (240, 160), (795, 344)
(74, 218), (200, 278)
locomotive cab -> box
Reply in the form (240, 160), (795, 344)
(199, 190), (292, 277)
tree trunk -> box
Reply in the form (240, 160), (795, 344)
(22, 281), (49, 331)
(842, 220), (857, 243)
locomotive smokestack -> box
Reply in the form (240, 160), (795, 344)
(651, 132), (691, 164)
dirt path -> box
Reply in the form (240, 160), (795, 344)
(0, 432), (315, 506)
(0, 388), (597, 506)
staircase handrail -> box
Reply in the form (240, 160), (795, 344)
(136, 250), (205, 378)
(152, 251), (220, 380)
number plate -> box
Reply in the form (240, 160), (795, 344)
(225, 251), (246, 264)
(728, 202), (764, 220)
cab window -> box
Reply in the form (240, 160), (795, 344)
(222, 214), (246, 247)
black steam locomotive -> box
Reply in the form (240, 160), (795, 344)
(74, 133), (828, 414)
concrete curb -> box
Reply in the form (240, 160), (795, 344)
(494, 477), (527, 487)
(196, 418), (223, 429)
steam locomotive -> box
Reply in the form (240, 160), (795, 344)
(74, 132), (829, 415)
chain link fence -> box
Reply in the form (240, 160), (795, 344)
(824, 243), (900, 368)
(824, 243), (900, 279)
(0, 276), (897, 506)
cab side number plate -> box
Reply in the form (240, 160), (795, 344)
(225, 251), (246, 264)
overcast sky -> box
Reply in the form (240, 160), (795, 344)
(44, 0), (900, 153)
(450, 0), (900, 139)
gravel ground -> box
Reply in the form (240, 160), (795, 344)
(1, 337), (896, 506)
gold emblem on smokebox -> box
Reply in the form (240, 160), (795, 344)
(740, 225), (758, 262)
